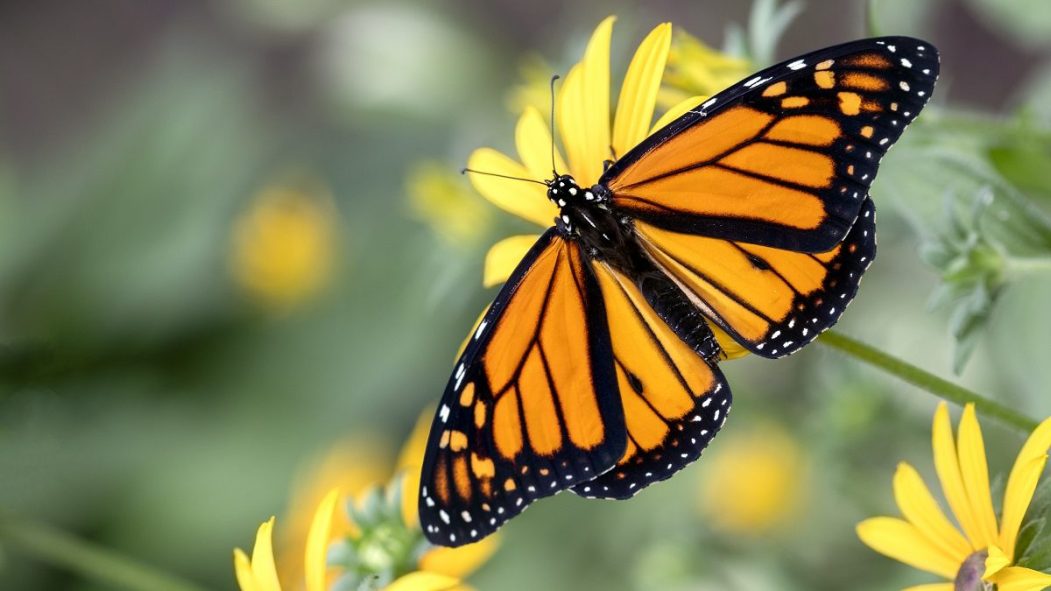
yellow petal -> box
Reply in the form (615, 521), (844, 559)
(466, 148), (554, 228)
(612, 23), (671, 157)
(901, 585), (954, 591)
(556, 64), (586, 181)
(402, 467), (422, 529)
(419, 535), (500, 579)
(893, 462), (972, 561)
(305, 490), (340, 591)
(651, 94), (707, 134)
(710, 324), (749, 360)
(558, 16), (614, 185)
(234, 548), (260, 591)
(957, 404), (1000, 548)
(483, 234), (543, 288)
(1001, 415), (1051, 556)
(856, 517), (961, 579)
(516, 107), (567, 182)
(250, 517), (282, 591)
(278, 438), (389, 583)
(384, 571), (462, 591)
(984, 544), (1011, 579)
(932, 402), (981, 549)
(988, 566), (1051, 591)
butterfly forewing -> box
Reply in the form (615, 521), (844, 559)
(604, 36), (937, 253)
(418, 230), (625, 547)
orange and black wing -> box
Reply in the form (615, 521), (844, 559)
(636, 196), (877, 358)
(602, 36), (937, 253)
(418, 229), (625, 547)
(571, 261), (731, 499)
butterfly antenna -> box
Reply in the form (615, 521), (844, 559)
(549, 74), (560, 177)
(461, 168), (548, 186)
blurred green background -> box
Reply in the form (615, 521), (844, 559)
(3, 0), (1051, 589)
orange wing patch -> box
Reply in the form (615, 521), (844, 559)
(612, 106), (774, 188)
(572, 263), (732, 499)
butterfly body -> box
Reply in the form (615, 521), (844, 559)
(420, 36), (938, 547)
(550, 173), (725, 362)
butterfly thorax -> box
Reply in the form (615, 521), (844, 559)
(547, 174), (620, 247)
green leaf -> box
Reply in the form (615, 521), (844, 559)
(1015, 517), (1045, 564)
(743, 0), (803, 66)
(988, 131), (1051, 202)
(1018, 479), (1051, 569)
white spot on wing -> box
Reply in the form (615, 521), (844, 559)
(787, 59), (806, 70)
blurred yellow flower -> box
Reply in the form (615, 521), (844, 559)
(231, 182), (337, 310)
(407, 162), (492, 246)
(278, 438), (391, 587)
(697, 423), (805, 534)
(504, 54), (558, 117)
(658, 30), (752, 111)
(465, 16), (747, 359)
(238, 411), (498, 591)
(235, 489), (341, 591)
(857, 402), (1051, 591)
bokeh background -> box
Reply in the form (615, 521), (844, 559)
(3, 0), (1051, 589)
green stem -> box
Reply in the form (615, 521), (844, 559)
(1005, 255), (1051, 276)
(0, 517), (208, 591)
(818, 330), (1039, 433)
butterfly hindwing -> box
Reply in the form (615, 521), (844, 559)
(418, 229), (625, 547)
(636, 197), (877, 358)
(571, 263), (732, 499)
(603, 36), (937, 253)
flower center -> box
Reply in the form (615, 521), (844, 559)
(954, 550), (993, 591)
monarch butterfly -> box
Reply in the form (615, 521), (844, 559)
(419, 36), (938, 546)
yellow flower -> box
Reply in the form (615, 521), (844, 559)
(696, 422), (806, 534)
(658, 29), (752, 111)
(465, 17), (746, 358)
(857, 402), (1051, 591)
(277, 438), (391, 587)
(236, 496), (468, 591)
(238, 411), (498, 591)
(406, 162), (493, 247)
(231, 181), (337, 310)
(235, 489), (341, 591)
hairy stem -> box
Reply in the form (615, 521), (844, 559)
(818, 330), (1039, 433)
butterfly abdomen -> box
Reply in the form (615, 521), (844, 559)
(637, 270), (722, 362)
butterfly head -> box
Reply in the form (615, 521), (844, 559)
(546, 175), (580, 207)
(547, 175), (607, 208)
